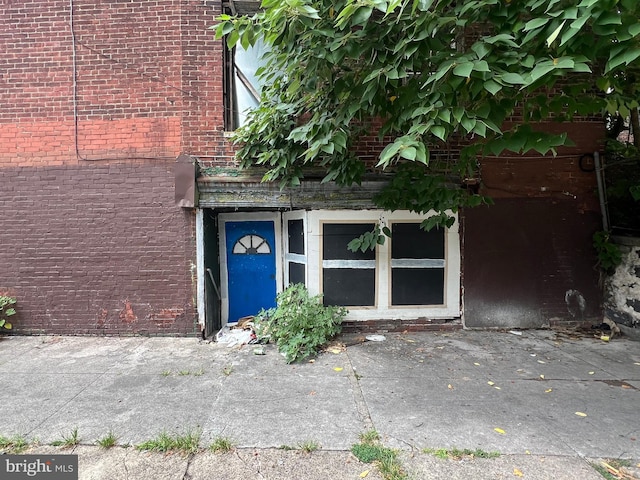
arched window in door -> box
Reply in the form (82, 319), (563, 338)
(232, 234), (271, 255)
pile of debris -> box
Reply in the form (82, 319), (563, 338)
(215, 316), (266, 347)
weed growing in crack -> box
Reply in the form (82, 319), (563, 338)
(422, 447), (500, 460)
(209, 436), (235, 453)
(299, 440), (320, 453)
(136, 429), (201, 455)
(51, 428), (80, 448)
(0, 434), (29, 454)
(351, 429), (407, 480)
(96, 431), (118, 449)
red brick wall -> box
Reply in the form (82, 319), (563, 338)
(0, 0), (228, 334)
(0, 0), (228, 166)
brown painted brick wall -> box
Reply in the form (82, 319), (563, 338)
(1, 161), (197, 335)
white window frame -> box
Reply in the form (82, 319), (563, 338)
(306, 210), (460, 320)
(282, 210), (308, 287)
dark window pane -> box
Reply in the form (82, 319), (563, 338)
(391, 223), (444, 259)
(392, 269), (444, 305)
(323, 268), (375, 306)
(289, 262), (306, 286)
(287, 219), (305, 255)
(323, 223), (376, 260)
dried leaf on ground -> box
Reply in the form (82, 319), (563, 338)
(514, 467), (524, 477)
(326, 346), (345, 354)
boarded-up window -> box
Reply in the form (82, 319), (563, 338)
(391, 223), (445, 305)
(284, 214), (306, 286)
(322, 223), (376, 306)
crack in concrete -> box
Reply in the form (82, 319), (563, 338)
(123, 449), (130, 480)
(345, 348), (374, 432)
(236, 450), (266, 479)
(181, 453), (194, 480)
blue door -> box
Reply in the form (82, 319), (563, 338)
(225, 220), (277, 323)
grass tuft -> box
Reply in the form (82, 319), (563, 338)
(136, 429), (201, 455)
(0, 434), (29, 454)
(51, 428), (80, 448)
(299, 440), (320, 453)
(96, 431), (118, 449)
(359, 429), (380, 444)
(422, 447), (500, 460)
(351, 430), (407, 480)
(209, 436), (235, 454)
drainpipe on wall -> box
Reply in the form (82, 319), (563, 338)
(594, 151), (609, 231)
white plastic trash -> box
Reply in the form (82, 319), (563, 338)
(366, 334), (386, 342)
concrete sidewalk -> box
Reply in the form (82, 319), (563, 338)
(1, 329), (639, 479)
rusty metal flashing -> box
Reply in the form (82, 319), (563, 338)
(197, 176), (388, 210)
(175, 154), (200, 208)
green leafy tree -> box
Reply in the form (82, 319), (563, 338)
(215, 0), (640, 237)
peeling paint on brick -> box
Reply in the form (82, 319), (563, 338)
(119, 300), (138, 325)
(148, 308), (184, 329)
(605, 246), (640, 328)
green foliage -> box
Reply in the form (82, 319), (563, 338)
(0, 296), (16, 331)
(136, 429), (201, 455)
(298, 440), (320, 452)
(352, 443), (397, 464)
(422, 447), (500, 460)
(214, 0), (640, 224)
(254, 284), (346, 363)
(96, 431), (118, 449)
(351, 430), (407, 480)
(359, 429), (380, 444)
(593, 231), (622, 274)
(209, 436), (235, 453)
(51, 428), (80, 448)
(347, 224), (390, 252)
(0, 435), (29, 454)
